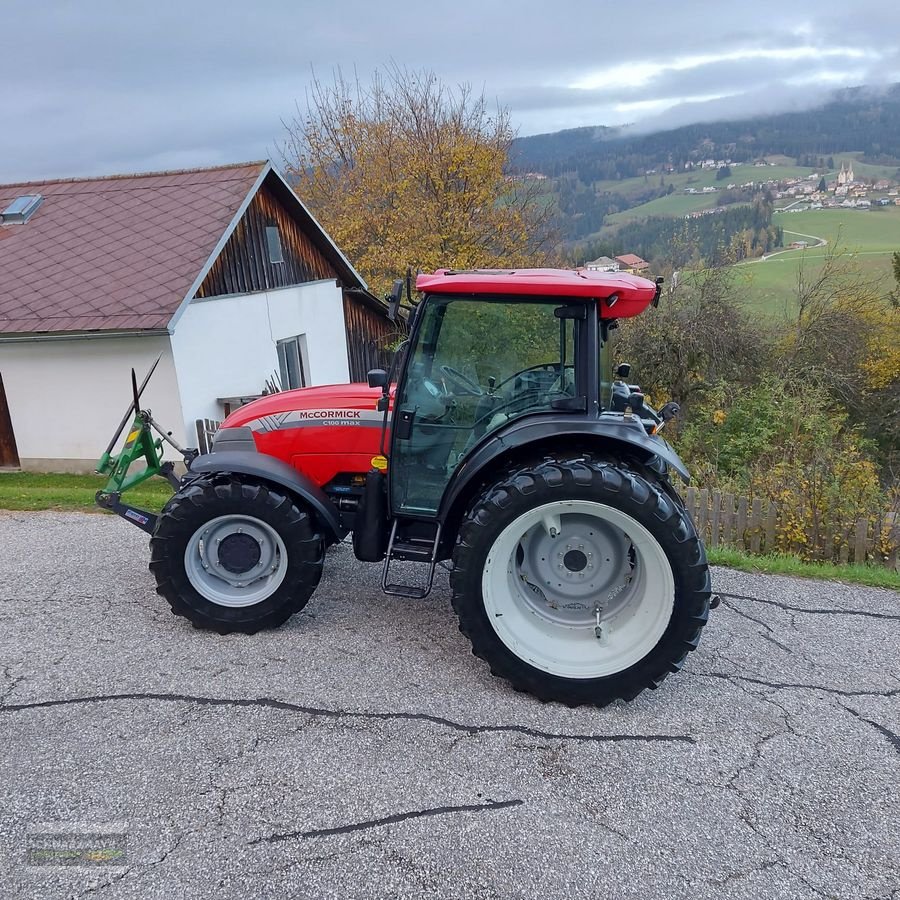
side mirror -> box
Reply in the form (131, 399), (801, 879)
(626, 392), (645, 412)
(367, 368), (388, 389)
(659, 401), (680, 422)
(386, 279), (404, 322)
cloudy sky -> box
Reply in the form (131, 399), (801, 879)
(3, 0), (899, 182)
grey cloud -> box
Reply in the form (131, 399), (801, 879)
(1, 0), (898, 181)
(620, 84), (843, 134)
(501, 53), (875, 113)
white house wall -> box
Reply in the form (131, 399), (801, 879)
(0, 334), (184, 471)
(169, 279), (350, 440)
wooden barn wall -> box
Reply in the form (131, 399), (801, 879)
(343, 294), (403, 381)
(196, 184), (336, 298)
(196, 180), (400, 382)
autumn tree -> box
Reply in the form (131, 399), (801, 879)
(780, 244), (900, 471)
(615, 263), (767, 410)
(281, 66), (557, 296)
(783, 244), (899, 400)
(889, 250), (900, 307)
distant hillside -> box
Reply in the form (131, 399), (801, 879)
(509, 84), (900, 254)
(510, 84), (900, 183)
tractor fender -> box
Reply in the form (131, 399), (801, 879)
(437, 414), (690, 541)
(188, 448), (347, 543)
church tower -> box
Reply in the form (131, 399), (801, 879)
(836, 161), (855, 187)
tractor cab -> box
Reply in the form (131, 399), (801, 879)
(359, 268), (680, 597)
(379, 268), (668, 514)
(389, 289), (582, 514)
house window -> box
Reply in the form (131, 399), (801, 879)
(266, 226), (284, 264)
(277, 336), (306, 390)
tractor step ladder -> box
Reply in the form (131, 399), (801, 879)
(381, 520), (442, 599)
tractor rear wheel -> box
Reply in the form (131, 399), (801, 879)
(149, 477), (323, 634)
(450, 455), (710, 707)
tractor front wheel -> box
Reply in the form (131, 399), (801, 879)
(450, 456), (710, 707)
(149, 477), (323, 634)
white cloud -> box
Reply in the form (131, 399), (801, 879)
(571, 45), (878, 92)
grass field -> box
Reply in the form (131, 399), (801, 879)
(774, 206), (900, 251)
(0, 472), (172, 513)
(736, 255), (894, 315)
(605, 191), (724, 224)
(593, 160), (824, 235)
(706, 547), (900, 591)
(739, 205), (900, 313)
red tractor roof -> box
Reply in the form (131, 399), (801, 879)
(416, 268), (659, 318)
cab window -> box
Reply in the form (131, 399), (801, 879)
(391, 297), (579, 514)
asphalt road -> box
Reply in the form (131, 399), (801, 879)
(0, 511), (898, 900)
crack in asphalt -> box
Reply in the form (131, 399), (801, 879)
(250, 799), (524, 844)
(843, 706), (900, 757)
(694, 672), (900, 698)
(704, 858), (783, 888)
(722, 600), (794, 653)
(0, 691), (696, 745)
(717, 592), (900, 621)
(76, 869), (129, 897)
(0, 666), (24, 704)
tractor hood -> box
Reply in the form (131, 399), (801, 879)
(223, 383), (389, 430)
(218, 383), (392, 488)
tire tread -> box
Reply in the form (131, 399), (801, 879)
(450, 453), (711, 707)
(149, 476), (323, 634)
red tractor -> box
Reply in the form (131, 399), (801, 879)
(97, 268), (712, 707)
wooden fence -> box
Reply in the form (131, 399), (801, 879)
(684, 488), (900, 570)
(194, 419), (222, 455)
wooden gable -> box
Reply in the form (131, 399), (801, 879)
(196, 182), (337, 298)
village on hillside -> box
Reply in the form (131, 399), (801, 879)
(675, 158), (900, 223)
(583, 252), (650, 274)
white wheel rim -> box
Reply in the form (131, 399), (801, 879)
(184, 514), (289, 608)
(481, 500), (675, 679)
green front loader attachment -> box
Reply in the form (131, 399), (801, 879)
(95, 360), (195, 533)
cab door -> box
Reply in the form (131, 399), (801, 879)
(389, 295), (580, 516)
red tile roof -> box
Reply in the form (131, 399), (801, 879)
(0, 161), (266, 334)
(615, 253), (649, 268)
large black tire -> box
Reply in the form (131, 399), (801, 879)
(450, 455), (711, 707)
(149, 476), (324, 634)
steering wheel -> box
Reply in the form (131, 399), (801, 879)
(495, 362), (574, 392)
(440, 365), (483, 396)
